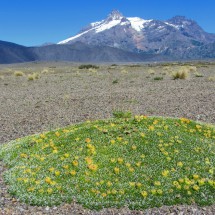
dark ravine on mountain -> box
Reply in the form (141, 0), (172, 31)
(1, 10), (215, 64)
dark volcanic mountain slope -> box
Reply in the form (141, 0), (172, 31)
(0, 41), (36, 64)
(0, 41), (156, 64)
(30, 42), (154, 62)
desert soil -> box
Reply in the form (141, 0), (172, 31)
(0, 62), (215, 214)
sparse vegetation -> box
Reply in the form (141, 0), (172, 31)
(112, 79), (119, 84)
(154, 77), (163, 81)
(148, 69), (155, 75)
(195, 72), (204, 77)
(0, 116), (214, 210)
(121, 69), (128, 74)
(14, 71), (25, 76)
(112, 110), (132, 119)
(78, 64), (99, 70)
(28, 73), (40, 81)
(172, 70), (189, 80)
(208, 76), (215, 81)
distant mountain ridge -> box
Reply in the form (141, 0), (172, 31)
(58, 10), (215, 58)
(0, 10), (215, 64)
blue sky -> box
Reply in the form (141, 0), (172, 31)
(0, 0), (214, 46)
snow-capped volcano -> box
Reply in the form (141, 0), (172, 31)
(58, 10), (153, 46)
(58, 10), (215, 56)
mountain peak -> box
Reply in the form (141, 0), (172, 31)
(167, 16), (193, 25)
(107, 10), (124, 20)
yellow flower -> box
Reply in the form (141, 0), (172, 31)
(129, 167), (135, 172)
(183, 185), (190, 190)
(101, 193), (107, 197)
(163, 151), (168, 156)
(209, 169), (214, 174)
(63, 129), (69, 133)
(173, 181), (179, 186)
(70, 170), (76, 176)
(50, 181), (57, 186)
(40, 134), (46, 139)
(154, 181), (161, 186)
(176, 184), (182, 190)
(72, 160), (79, 167)
(55, 131), (60, 137)
(126, 163), (131, 167)
(27, 187), (35, 192)
(177, 162), (183, 167)
(117, 158), (123, 164)
(47, 188), (53, 194)
(205, 158), (210, 164)
(153, 120), (158, 125)
(161, 170), (169, 177)
(180, 118), (190, 124)
(136, 182), (142, 188)
(151, 189), (157, 195)
(198, 179), (205, 186)
(187, 191), (192, 195)
(148, 125), (155, 131)
(136, 162), (141, 167)
(193, 174), (199, 180)
(107, 181), (112, 187)
(114, 167), (120, 174)
(117, 137), (122, 142)
(88, 164), (98, 171)
(64, 153), (70, 158)
(20, 153), (28, 158)
(45, 177), (52, 184)
(85, 157), (93, 164)
(53, 149), (58, 154)
(193, 185), (200, 191)
(208, 180), (213, 186)
(178, 178), (184, 183)
(111, 189), (117, 195)
(129, 182), (135, 187)
(49, 167), (55, 172)
(140, 133), (145, 138)
(140, 154), (145, 159)
(131, 145), (137, 150)
(119, 190), (125, 195)
(157, 189), (163, 195)
(85, 138), (91, 143)
(110, 140), (115, 144)
(157, 132), (162, 136)
(39, 188), (44, 193)
(63, 165), (69, 169)
(185, 178), (191, 185)
(141, 191), (148, 198)
(110, 158), (116, 163)
(35, 180), (40, 185)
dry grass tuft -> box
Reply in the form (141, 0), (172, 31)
(208, 76), (215, 81)
(172, 70), (189, 80)
(14, 71), (25, 76)
(27, 73), (40, 81)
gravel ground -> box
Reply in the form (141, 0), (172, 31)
(0, 62), (215, 214)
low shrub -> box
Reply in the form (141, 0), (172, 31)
(78, 64), (99, 69)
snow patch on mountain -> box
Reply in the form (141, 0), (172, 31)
(95, 19), (122, 33)
(128, 17), (152, 31)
